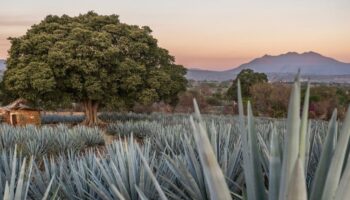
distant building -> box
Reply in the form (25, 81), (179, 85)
(0, 99), (41, 126)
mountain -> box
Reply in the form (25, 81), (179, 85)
(186, 69), (235, 82)
(187, 52), (350, 82)
(0, 59), (5, 71)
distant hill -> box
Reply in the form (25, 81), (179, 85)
(186, 69), (235, 82)
(187, 52), (350, 82)
(0, 59), (5, 79)
(0, 59), (5, 71)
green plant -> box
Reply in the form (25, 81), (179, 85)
(0, 147), (55, 200)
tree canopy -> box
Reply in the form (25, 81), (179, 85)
(226, 69), (268, 100)
(2, 12), (187, 125)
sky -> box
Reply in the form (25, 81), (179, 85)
(0, 0), (349, 70)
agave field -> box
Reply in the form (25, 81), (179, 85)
(1, 75), (350, 200)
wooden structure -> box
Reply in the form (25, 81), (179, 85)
(0, 99), (41, 126)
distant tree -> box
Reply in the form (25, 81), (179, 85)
(250, 83), (291, 118)
(2, 12), (187, 125)
(226, 69), (268, 99)
(175, 90), (208, 113)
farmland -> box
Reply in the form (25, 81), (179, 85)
(1, 77), (350, 200)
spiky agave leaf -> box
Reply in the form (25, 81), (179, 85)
(13, 157), (28, 200)
(8, 146), (18, 200)
(162, 120), (242, 200)
(304, 122), (312, 175)
(41, 176), (55, 200)
(136, 145), (168, 200)
(111, 184), (127, 200)
(299, 82), (310, 169)
(309, 109), (338, 200)
(163, 142), (208, 199)
(3, 182), (10, 200)
(321, 105), (350, 200)
(243, 102), (266, 200)
(237, 79), (252, 198)
(237, 79), (266, 200)
(191, 99), (231, 200)
(334, 154), (350, 200)
(279, 80), (301, 200)
(268, 126), (281, 200)
(286, 158), (307, 200)
(1, 155), (54, 200)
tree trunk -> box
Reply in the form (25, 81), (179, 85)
(82, 100), (100, 126)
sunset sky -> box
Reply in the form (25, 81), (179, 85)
(0, 0), (349, 70)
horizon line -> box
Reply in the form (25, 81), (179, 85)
(1, 50), (350, 72)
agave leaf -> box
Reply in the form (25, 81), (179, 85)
(159, 175), (193, 200)
(322, 106), (350, 200)
(87, 180), (112, 200)
(191, 99), (232, 200)
(111, 184), (127, 200)
(279, 80), (301, 200)
(3, 182), (10, 200)
(164, 155), (203, 199)
(269, 126), (281, 200)
(41, 175), (55, 200)
(127, 138), (137, 200)
(210, 121), (218, 159)
(237, 79), (266, 200)
(286, 158), (307, 200)
(9, 146), (18, 200)
(334, 154), (350, 200)
(236, 79), (252, 198)
(135, 185), (149, 200)
(244, 102), (266, 200)
(51, 185), (61, 200)
(93, 158), (128, 199)
(258, 132), (270, 177)
(13, 157), (27, 200)
(309, 109), (337, 200)
(237, 79), (244, 118)
(136, 145), (168, 200)
(23, 157), (33, 200)
(304, 122), (311, 173)
(182, 139), (206, 196)
(299, 82), (310, 168)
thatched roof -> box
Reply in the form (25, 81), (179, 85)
(1, 98), (39, 111)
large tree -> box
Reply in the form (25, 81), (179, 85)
(226, 69), (267, 100)
(2, 12), (187, 125)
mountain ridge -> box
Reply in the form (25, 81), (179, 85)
(186, 52), (350, 81)
(0, 59), (5, 70)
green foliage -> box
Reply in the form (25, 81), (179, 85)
(226, 69), (268, 100)
(206, 96), (222, 106)
(2, 11), (187, 111)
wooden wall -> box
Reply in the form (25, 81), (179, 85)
(0, 110), (41, 126)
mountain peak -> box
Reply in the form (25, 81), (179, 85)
(284, 51), (299, 56)
(278, 51), (321, 57)
(187, 51), (350, 81)
(0, 59), (6, 71)
(234, 51), (350, 75)
(302, 51), (322, 56)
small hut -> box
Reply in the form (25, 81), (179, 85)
(0, 99), (41, 126)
